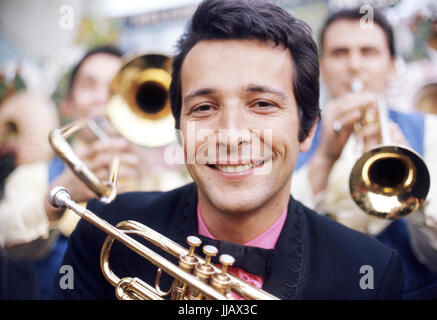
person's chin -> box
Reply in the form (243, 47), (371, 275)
(204, 186), (266, 214)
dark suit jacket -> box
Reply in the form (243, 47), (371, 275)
(53, 183), (404, 300)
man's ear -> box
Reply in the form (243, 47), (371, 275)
(299, 117), (318, 153)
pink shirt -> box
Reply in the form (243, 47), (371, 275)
(197, 205), (287, 299)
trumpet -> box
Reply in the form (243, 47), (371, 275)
(348, 80), (430, 219)
(49, 186), (279, 300)
(49, 53), (176, 203)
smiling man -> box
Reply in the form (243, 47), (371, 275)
(53, 0), (404, 300)
(179, 39), (303, 244)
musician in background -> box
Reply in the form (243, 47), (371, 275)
(29, 46), (131, 299)
(54, 0), (405, 300)
(291, 8), (437, 299)
(42, 45), (190, 299)
(44, 46), (135, 226)
(0, 88), (59, 299)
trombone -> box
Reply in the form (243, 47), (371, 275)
(49, 53), (176, 203)
(49, 186), (279, 300)
(348, 80), (430, 219)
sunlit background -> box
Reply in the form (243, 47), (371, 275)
(0, 1), (434, 98)
(1, 0), (436, 112)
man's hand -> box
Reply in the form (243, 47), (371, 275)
(318, 91), (378, 163)
(308, 91), (409, 196)
(45, 136), (142, 222)
(359, 121), (409, 151)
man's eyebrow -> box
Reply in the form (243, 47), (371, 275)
(328, 45), (349, 52)
(183, 88), (215, 104)
(182, 85), (288, 104)
(245, 84), (287, 101)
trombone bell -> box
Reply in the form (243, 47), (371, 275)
(107, 53), (176, 147)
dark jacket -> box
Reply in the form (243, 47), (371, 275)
(53, 183), (404, 300)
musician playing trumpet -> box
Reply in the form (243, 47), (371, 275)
(291, 8), (437, 299)
(53, 0), (405, 300)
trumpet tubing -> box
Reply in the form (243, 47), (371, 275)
(49, 186), (279, 300)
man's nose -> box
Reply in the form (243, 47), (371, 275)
(348, 51), (362, 73)
(92, 84), (111, 114)
(217, 102), (246, 131)
(216, 105), (251, 155)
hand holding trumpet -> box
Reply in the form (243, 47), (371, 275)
(309, 89), (409, 196)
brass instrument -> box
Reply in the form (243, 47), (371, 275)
(49, 53), (176, 203)
(106, 53), (175, 147)
(349, 80), (430, 219)
(49, 186), (279, 300)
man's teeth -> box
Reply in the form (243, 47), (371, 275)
(215, 160), (264, 173)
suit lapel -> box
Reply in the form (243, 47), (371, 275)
(262, 196), (307, 299)
(173, 183), (199, 246)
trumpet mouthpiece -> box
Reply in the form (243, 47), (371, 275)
(350, 79), (364, 92)
(48, 186), (70, 208)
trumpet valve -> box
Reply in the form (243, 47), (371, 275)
(218, 254), (235, 276)
(211, 254), (235, 296)
(187, 245), (218, 300)
(183, 236), (202, 264)
(202, 245), (218, 268)
(170, 236), (202, 300)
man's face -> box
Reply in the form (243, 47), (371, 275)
(179, 39), (314, 214)
(320, 19), (395, 98)
(68, 53), (121, 119)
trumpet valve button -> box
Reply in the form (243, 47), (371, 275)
(202, 245), (218, 266)
(186, 236), (202, 257)
(219, 254), (235, 276)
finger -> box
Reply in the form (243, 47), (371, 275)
(361, 123), (380, 147)
(117, 166), (139, 179)
(332, 92), (378, 118)
(86, 137), (130, 157)
(118, 152), (141, 167)
(89, 153), (140, 177)
(328, 109), (362, 136)
(87, 153), (113, 172)
(94, 167), (110, 181)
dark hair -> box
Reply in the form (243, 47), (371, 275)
(170, 0), (320, 142)
(319, 7), (395, 57)
(68, 45), (123, 93)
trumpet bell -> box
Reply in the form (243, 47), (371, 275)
(350, 144), (430, 219)
(107, 53), (176, 147)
